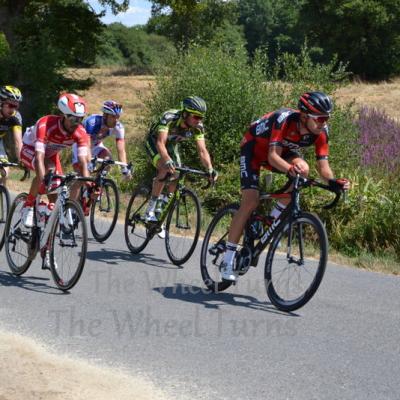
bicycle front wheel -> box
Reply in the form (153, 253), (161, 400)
(90, 178), (119, 242)
(4, 193), (34, 275)
(165, 188), (201, 265)
(200, 204), (239, 293)
(124, 186), (150, 254)
(264, 212), (328, 312)
(0, 185), (11, 251)
(49, 200), (88, 291)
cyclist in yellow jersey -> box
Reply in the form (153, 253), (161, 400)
(144, 96), (217, 223)
(0, 85), (23, 186)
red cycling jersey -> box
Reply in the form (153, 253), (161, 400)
(240, 108), (329, 190)
(21, 115), (89, 173)
(22, 115), (88, 157)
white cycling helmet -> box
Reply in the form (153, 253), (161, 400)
(57, 93), (87, 117)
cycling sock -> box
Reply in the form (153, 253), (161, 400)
(146, 196), (158, 214)
(270, 201), (286, 219)
(223, 241), (238, 266)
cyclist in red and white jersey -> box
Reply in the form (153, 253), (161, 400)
(220, 91), (350, 281)
(20, 93), (90, 227)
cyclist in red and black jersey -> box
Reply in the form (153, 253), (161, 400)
(221, 91), (350, 282)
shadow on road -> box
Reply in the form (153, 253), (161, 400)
(153, 284), (299, 316)
(0, 270), (66, 295)
(86, 247), (183, 270)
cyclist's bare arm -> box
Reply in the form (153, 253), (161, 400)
(116, 138), (128, 164)
(195, 138), (213, 171)
(34, 151), (46, 183)
(78, 154), (90, 178)
(268, 145), (291, 173)
(13, 126), (22, 162)
(316, 159), (334, 182)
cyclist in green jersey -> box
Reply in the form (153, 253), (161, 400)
(0, 85), (23, 186)
(145, 96), (217, 223)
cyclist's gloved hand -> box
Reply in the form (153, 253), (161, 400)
(121, 165), (132, 181)
(329, 178), (350, 191)
(164, 159), (175, 174)
(207, 168), (218, 183)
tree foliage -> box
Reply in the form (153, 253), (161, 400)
(0, 0), (127, 123)
(147, 0), (242, 49)
(97, 23), (176, 73)
(298, 0), (400, 80)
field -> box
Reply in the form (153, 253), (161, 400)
(73, 68), (400, 138)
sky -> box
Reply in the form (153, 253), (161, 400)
(87, 0), (152, 26)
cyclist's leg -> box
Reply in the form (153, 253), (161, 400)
(220, 140), (261, 280)
(45, 154), (62, 203)
(269, 153), (309, 217)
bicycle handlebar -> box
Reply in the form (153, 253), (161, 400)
(265, 175), (346, 210)
(91, 156), (133, 172)
(293, 175), (346, 209)
(158, 166), (213, 189)
(0, 161), (31, 182)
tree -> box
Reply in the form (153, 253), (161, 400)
(0, 0), (130, 122)
(147, 0), (241, 49)
(299, 0), (400, 80)
(238, 0), (303, 61)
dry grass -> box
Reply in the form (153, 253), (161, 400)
(335, 77), (400, 120)
(68, 67), (155, 139)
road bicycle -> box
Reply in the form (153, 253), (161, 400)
(80, 157), (133, 243)
(0, 161), (20, 250)
(200, 175), (345, 311)
(125, 166), (210, 265)
(4, 172), (91, 291)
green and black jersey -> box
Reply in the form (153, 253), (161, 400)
(145, 109), (205, 167)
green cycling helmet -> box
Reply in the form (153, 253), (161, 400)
(181, 96), (207, 117)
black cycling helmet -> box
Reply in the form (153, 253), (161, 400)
(0, 85), (23, 103)
(181, 96), (207, 117)
(298, 91), (333, 115)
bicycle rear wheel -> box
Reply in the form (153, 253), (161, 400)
(124, 186), (150, 254)
(200, 204), (239, 292)
(4, 193), (34, 275)
(49, 200), (88, 291)
(90, 178), (119, 242)
(0, 185), (10, 251)
(165, 188), (201, 265)
(264, 212), (328, 312)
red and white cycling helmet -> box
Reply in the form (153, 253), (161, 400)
(57, 93), (87, 117)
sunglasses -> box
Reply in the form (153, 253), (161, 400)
(307, 114), (330, 123)
(66, 115), (84, 124)
(4, 102), (19, 109)
(190, 114), (204, 121)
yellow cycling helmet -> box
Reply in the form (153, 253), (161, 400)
(0, 85), (23, 102)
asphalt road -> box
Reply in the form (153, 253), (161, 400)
(0, 221), (399, 400)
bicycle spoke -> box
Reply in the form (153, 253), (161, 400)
(265, 213), (328, 311)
